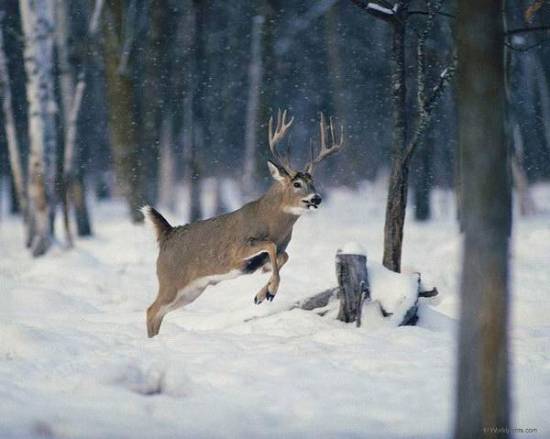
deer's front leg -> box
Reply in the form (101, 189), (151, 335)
(262, 251), (289, 273)
(244, 240), (280, 304)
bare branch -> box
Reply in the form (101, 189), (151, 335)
(88, 0), (105, 37)
(505, 25), (550, 36)
(405, 56), (457, 161)
(349, 0), (400, 23)
(505, 37), (550, 51)
(63, 77), (86, 179)
(525, 0), (546, 24)
(407, 9), (455, 19)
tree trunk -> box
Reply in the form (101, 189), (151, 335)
(382, 20), (408, 273)
(55, 0), (74, 246)
(511, 121), (536, 216)
(336, 252), (370, 324)
(0, 17), (27, 220)
(212, 177), (227, 217)
(158, 116), (176, 211)
(139, 0), (169, 205)
(413, 133), (433, 221)
(72, 173), (92, 236)
(242, 15), (264, 195)
(55, 0), (92, 240)
(383, 157), (409, 273)
(182, 1), (202, 222)
(10, 173), (20, 214)
(102, 0), (145, 223)
(454, 0), (511, 436)
(61, 79), (86, 246)
(19, 0), (58, 256)
(186, 145), (202, 222)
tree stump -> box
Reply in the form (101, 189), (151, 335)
(297, 248), (438, 327)
(335, 251), (370, 324)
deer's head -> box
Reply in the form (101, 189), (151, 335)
(266, 110), (344, 216)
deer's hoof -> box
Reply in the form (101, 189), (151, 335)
(266, 292), (275, 301)
(254, 295), (263, 305)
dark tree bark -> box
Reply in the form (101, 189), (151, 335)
(102, 0), (146, 223)
(139, 0), (170, 205)
(57, 0), (98, 240)
(0, 14), (27, 221)
(336, 252), (370, 325)
(381, 13), (408, 272)
(454, 0), (511, 437)
(71, 172), (92, 236)
(181, 0), (202, 222)
(413, 131), (433, 221)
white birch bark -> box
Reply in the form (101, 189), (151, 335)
(19, 0), (58, 256)
(55, 0), (73, 130)
(242, 15), (264, 196)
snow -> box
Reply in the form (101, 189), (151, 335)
(366, 3), (395, 16)
(367, 260), (420, 326)
(1, 181), (550, 438)
(339, 241), (366, 255)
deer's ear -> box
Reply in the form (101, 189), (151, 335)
(267, 161), (287, 182)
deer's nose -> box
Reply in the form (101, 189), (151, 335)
(311, 194), (322, 206)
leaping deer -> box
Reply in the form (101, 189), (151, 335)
(143, 110), (344, 337)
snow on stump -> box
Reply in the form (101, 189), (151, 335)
(300, 242), (437, 328)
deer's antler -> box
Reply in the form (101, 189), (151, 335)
(268, 109), (294, 173)
(306, 113), (344, 174)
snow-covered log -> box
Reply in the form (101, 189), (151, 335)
(300, 244), (438, 328)
(19, 0), (59, 256)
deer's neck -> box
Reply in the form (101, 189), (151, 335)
(256, 184), (299, 233)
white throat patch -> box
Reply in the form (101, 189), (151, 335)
(283, 206), (310, 216)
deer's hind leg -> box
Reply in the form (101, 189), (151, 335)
(146, 286), (177, 338)
(146, 282), (209, 338)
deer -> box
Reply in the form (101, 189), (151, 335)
(142, 110), (344, 337)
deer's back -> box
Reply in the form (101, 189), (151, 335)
(156, 204), (262, 288)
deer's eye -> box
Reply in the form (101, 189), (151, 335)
(293, 182), (302, 188)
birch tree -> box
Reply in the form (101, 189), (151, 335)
(19, 0), (59, 256)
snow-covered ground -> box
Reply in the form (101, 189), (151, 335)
(1, 181), (549, 439)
